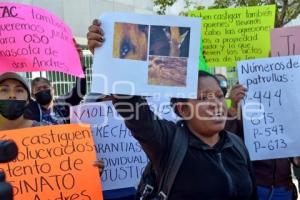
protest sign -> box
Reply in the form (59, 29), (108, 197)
(71, 101), (146, 191)
(237, 55), (300, 160)
(271, 25), (300, 57)
(70, 97), (178, 190)
(0, 2), (84, 77)
(91, 12), (200, 98)
(189, 5), (276, 67)
(0, 124), (102, 200)
(147, 96), (180, 121)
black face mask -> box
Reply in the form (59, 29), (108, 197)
(35, 89), (53, 106)
(0, 100), (27, 120)
(221, 87), (228, 96)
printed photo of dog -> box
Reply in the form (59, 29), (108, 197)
(148, 55), (187, 87)
(113, 22), (149, 61)
(149, 26), (190, 58)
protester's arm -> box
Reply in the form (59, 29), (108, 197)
(93, 160), (105, 176)
(225, 84), (247, 139)
(86, 19), (174, 144)
(64, 66), (87, 106)
(87, 19), (105, 54)
(228, 84), (247, 117)
(60, 39), (87, 106)
(87, 20), (174, 164)
(112, 95), (176, 163)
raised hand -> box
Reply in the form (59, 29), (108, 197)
(87, 19), (105, 54)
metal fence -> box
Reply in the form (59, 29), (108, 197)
(25, 51), (93, 98)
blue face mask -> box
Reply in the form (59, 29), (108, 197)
(0, 100), (27, 120)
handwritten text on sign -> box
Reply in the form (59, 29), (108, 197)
(70, 98), (178, 190)
(0, 124), (103, 200)
(271, 25), (300, 57)
(71, 102), (147, 191)
(237, 55), (300, 160)
(0, 3), (84, 77)
(189, 5), (276, 67)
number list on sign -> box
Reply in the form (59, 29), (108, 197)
(237, 55), (300, 160)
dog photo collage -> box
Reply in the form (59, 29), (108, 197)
(113, 22), (190, 87)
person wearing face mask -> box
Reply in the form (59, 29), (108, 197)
(0, 72), (50, 131)
(0, 72), (102, 199)
(25, 75), (86, 124)
(25, 40), (87, 124)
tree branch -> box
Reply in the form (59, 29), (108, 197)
(240, 0), (247, 6)
(283, 4), (300, 25)
(269, 0), (275, 4)
(277, 0), (289, 27)
(289, 0), (299, 8)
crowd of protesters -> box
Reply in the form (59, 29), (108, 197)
(1, 16), (300, 200)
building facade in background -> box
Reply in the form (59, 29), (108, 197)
(8, 0), (154, 97)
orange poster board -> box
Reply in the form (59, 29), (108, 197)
(0, 124), (103, 200)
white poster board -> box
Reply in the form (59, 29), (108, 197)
(70, 98), (178, 190)
(237, 55), (300, 160)
(91, 12), (201, 99)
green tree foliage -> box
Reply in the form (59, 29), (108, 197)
(153, 0), (300, 27)
(153, 0), (177, 14)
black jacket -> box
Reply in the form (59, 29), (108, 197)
(113, 96), (257, 200)
(25, 75), (86, 124)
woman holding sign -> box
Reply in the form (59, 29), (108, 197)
(225, 84), (300, 200)
(87, 20), (258, 200)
